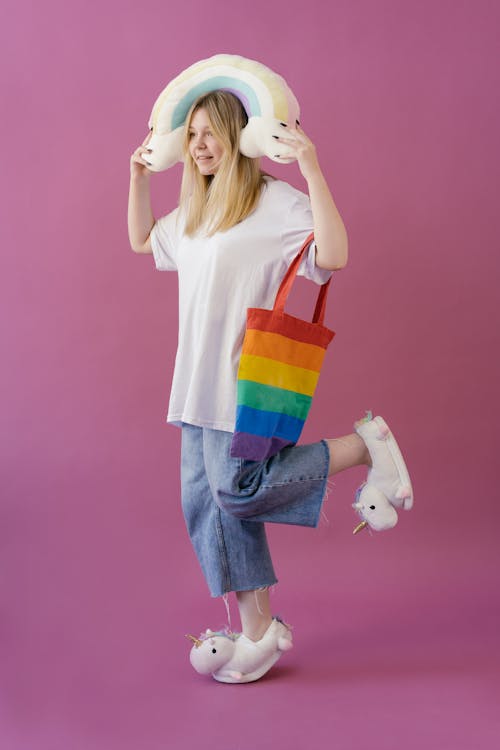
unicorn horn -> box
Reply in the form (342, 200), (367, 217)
(185, 634), (203, 648)
(353, 520), (369, 535)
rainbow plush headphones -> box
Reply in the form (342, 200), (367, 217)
(144, 54), (300, 172)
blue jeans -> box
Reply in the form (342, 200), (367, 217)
(180, 424), (330, 597)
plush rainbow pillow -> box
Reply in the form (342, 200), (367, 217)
(144, 54), (300, 171)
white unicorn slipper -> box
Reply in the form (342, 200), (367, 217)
(352, 483), (399, 534)
(186, 617), (293, 684)
(144, 54), (300, 172)
(352, 412), (413, 534)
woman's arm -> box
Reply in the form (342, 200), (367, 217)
(128, 134), (155, 254)
(274, 124), (348, 271)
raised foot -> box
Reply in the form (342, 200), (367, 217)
(354, 413), (414, 511)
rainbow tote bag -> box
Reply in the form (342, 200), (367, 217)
(230, 233), (335, 461)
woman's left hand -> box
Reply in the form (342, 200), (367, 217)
(275, 122), (348, 270)
(274, 123), (321, 182)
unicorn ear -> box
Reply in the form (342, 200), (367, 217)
(145, 54), (300, 172)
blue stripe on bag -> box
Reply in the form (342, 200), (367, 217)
(234, 405), (304, 442)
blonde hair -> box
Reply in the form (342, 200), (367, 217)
(179, 91), (267, 236)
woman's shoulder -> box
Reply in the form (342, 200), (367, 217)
(263, 175), (310, 206)
(157, 205), (180, 224)
(153, 205), (185, 246)
(262, 176), (309, 204)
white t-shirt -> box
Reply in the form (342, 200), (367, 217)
(151, 178), (332, 432)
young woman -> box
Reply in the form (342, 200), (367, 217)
(128, 90), (411, 681)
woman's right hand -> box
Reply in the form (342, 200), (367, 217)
(130, 131), (154, 178)
(128, 131), (156, 253)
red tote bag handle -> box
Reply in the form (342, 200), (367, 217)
(273, 233), (332, 325)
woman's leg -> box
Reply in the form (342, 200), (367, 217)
(326, 433), (371, 475)
(181, 425), (375, 647)
(181, 423), (277, 598)
(233, 435), (369, 640)
(236, 588), (273, 641)
(205, 426), (372, 527)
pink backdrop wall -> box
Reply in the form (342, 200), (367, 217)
(2, 1), (499, 748)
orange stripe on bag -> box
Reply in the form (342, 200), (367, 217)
(241, 329), (326, 371)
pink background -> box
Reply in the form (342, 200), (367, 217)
(2, 0), (499, 748)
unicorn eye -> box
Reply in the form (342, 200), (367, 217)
(369, 505), (376, 510)
(212, 648), (217, 654)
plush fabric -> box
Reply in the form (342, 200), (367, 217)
(187, 617), (293, 683)
(144, 54), (300, 171)
(352, 414), (414, 534)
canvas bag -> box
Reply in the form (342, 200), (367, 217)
(230, 233), (335, 461)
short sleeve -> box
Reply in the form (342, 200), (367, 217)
(281, 189), (332, 285)
(150, 208), (181, 271)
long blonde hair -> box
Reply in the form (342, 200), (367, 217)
(179, 91), (266, 236)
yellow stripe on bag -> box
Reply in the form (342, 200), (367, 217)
(241, 329), (326, 371)
(238, 354), (320, 396)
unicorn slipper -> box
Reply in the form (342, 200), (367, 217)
(186, 617), (293, 684)
(354, 412), (413, 511)
(352, 482), (399, 534)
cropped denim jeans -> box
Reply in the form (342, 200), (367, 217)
(180, 423), (330, 597)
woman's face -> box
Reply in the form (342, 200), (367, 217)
(188, 107), (225, 175)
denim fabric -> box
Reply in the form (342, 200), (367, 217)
(180, 423), (330, 597)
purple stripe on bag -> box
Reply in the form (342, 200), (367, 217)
(230, 432), (292, 461)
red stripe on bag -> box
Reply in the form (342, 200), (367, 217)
(246, 308), (335, 349)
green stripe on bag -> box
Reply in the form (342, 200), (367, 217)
(237, 380), (312, 421)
